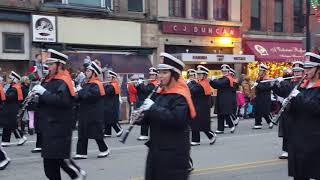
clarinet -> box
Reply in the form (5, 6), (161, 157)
(120, 84), (161, 144)
(271, 75), (306, 125)
(17, 78), (45, 121)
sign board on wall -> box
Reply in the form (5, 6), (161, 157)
(32, 15), (56, 42)
(173, 53), (255, 63)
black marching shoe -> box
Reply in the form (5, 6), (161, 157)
(31, 147), (42, 153)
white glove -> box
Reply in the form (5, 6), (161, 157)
(210, 76), (217, 81)
(291, 89), (300, 97)
(32, 84), (46, 95)
(76, 85), (82, 92)
(276, 77), (284, 83)
(141, 98), (155, 111)
(135, 79), (143, 86)
(253, 82), (258, 87)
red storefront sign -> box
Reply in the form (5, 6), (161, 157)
(244, 39), (306, 62)
(161, 22), (241, 38)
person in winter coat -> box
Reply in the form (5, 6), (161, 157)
(31, 49), (86, 180)
(74, 62), (110, 160)
(104, 70), (123, 137)
(272, 61), (304, 160)
(286, 52), (320, 180)
(0, 81), (10, 170)
(1, 71), (27, 147)
(188, 65), (217, 146)
(136, 68), (158, 141)
(134, 52), (196, 180)
(209, 64), (237, 134)
(252, 64), (274, 129)
(127, 75), (138, 122)
(229, 68), (240, 126)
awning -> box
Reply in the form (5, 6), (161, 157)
(244, 39), (305, 62)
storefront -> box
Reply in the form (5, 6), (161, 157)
(243, 38), (305, 80)
(159, 21), (244, 74)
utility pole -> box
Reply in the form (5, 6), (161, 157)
(306, 0), (311, 51)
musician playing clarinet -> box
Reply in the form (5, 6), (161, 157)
(286, 52), (320, 180)
(272, 61), (304, 160)
(133, 52), (196, 180)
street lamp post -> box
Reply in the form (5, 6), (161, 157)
(306, 0), (311, 51)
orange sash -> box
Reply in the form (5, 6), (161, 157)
(111, 80), (120, 95)
(300, 79), (320, 89)
(52, 70), (76, 97)
(225, 75), (237, 87)
(0, 84), (6, 101)
(88, 76), (106, 96)
(157, 78), (196, 119)
(150, 79), (158, 86)
(198, 79), (212, 95)
(12, 83), (23, 101)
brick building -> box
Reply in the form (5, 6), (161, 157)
(241, 0), (319, 78)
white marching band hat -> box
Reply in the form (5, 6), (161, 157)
(87, 61), (102, 75)
(221, 64), (231, 71)
(304, 52), (320, 68)
(158, 52), (185, 74)
(230, 68), (236, 75)
(9, 71), (21, 82)
(196, 65), (209, 75)
(292, 61), (304, 71)
(187, 69), (196, 75)
(46, 49), (68, 65)
(259, 64), (268, 71)
(108, 70), (117, 78)
(149, 67), (158, 75)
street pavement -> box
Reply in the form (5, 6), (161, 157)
(0, 118), (291, 180)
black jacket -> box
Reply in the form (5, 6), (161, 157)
(254, 80), (272, 116)
(104, 84), (119, 124)
(38, 79), (74, 159)
(188, 81), (211, 131)
(210, 77), (236, 115)
(141, 93), (191, 180)
(77, 83), (104, 139)
(287, 83), (320, 179)
(0, 85), (21, 128)
(136, 83), (155, 108)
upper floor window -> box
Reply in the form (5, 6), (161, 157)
(128, 0), (144, 12)
(274, 0), (283, 32)
(2, 33), (24, 53)
(68, 0), (102, 7)
(214, 0), (228, 20)
(192, 0), (207, 19)
(42, 0), (110, 8)
(293, 0), (304, 33)
(169, 0), (186, 17)
(251, 0), (261, 30)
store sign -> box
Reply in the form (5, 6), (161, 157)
(173, 53), (254, 63)
(32, 15), (56, 42)
(161, 22), (240, 38)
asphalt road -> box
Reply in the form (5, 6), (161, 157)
(0, 118), (292, 180)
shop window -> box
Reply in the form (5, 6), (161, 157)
(2, 33), (24, 53)
(169, 0), (186, 17)
(105, 0), (113, 10)
(274, 0), (283, 32)
(128, 0), (144, 12)
(293, 0), (304, 33)
(192, 0), (207, 19)
(214, 0), (228, 20)
(250, 0), (261, 30)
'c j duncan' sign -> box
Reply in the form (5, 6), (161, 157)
(161, 22), (240, 38)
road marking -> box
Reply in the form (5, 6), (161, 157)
(130, 159), (286, 180)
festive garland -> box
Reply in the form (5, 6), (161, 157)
(311, 0), (320, 22)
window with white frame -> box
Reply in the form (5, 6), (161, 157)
(43, 0), (109, 8)
(128, 0), (144, 12)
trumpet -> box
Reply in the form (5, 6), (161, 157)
(120, 84), (161, 144)
(271, 75), (306, 125)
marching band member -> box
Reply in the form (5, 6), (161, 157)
(286, 52), (320, 180)
(104, 70), (123, 137)
(273, 61), (304, 159)
(31, 64), (50, 153)
(31, 49), (86, 180)
(1, 71), (27, 146)
(134, 52), (196, 180)
(0, 79), (10, 170)
(136, 68), (158, 141)
(127, 75), (138, 121)
(74, 62), (110, 159)
(210, 64), (237, 134)
(252, 64), (273, 129)
(229, 68), (239, 126)
(189, 65), (216, 146)
(186, 69), (196, 85)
